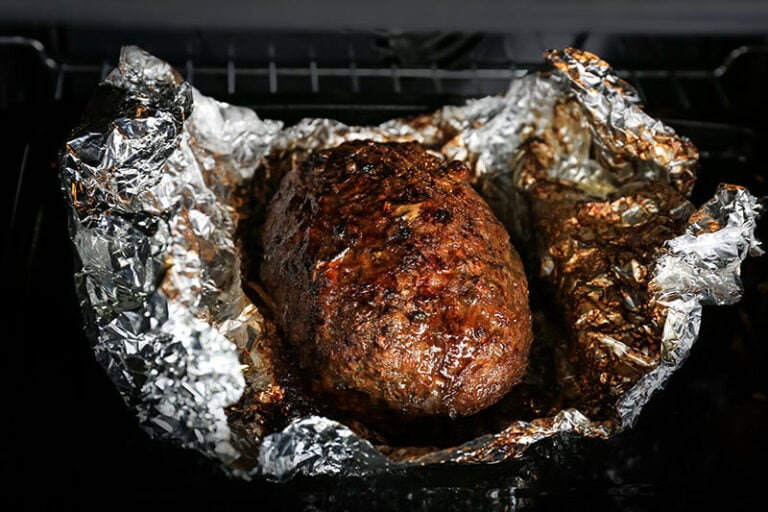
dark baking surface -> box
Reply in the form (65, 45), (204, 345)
(3, 31), (767, 510)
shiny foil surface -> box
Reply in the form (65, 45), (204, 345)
(60, 46), (763, 480)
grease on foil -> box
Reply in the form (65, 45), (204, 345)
(60, 46), (763, 480)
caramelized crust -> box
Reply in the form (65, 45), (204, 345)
(261, 140), (533, 417)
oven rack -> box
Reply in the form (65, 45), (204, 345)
(1, 35), (762, 109)
(2, 34), (765, 170)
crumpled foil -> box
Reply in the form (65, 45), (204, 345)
(60, 46), (763, 481)
(60, 47), (283, 468)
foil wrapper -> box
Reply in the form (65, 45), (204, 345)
(60, 46), (763, 480)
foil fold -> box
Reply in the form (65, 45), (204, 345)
(619, 184), (763, 427)
(60, 46), (763, 479)
(259, 416), (392, 482)
(61, 46), (281, 466)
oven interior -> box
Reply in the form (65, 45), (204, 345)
(3, 25), (767, 509)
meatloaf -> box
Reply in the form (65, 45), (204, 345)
(260, 140), (533, 418)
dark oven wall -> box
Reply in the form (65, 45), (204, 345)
(2, 19), (768, 510)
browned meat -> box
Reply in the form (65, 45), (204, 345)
(260, 140), (533, 418)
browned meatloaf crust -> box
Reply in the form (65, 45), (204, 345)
(260, 140), (533, 418)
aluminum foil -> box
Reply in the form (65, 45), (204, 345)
(60, 46), (282, 468)
(60, 46), (763, 480)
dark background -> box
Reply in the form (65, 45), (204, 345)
(2, 3), (768, 510)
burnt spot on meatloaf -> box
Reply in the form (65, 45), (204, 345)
(260, 140), (533, 418)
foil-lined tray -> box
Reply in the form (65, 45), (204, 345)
(59, 46), (764, 481)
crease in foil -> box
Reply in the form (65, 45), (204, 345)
(60, 45), (763, 480)
(259, 417), (392, 482)
(61, 46), (282, 467)
(620, 184), (764, 426)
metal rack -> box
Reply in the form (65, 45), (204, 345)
(3, 33), (766, 212)
(3, 33), (765, 111)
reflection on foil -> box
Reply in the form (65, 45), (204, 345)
(60, 46), (763, 480)
(259, 416), (392, 481)
(60, 46), (281, 468)
(621, 184), (765, 427)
